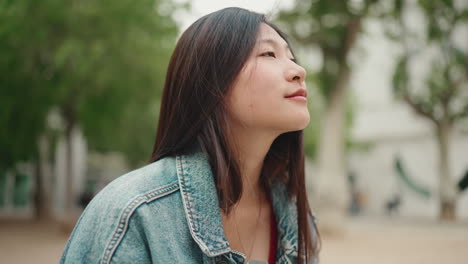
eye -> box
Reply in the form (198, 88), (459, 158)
(260, 51), (276, 58)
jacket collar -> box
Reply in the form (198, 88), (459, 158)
(176, 143), (298, 260)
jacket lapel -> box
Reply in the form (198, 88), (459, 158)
(176, 144), (231, 257)
(176, 144), (299, 263)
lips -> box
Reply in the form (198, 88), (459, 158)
(285, 88), (307, 98)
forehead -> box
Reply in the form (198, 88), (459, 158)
(256, 23), (289, 50)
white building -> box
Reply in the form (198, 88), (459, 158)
(347, 14), (468, 220)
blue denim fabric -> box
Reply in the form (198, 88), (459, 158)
(60, 145), (315, 264)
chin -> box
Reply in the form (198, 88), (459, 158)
(281, 113), (310, 132)
(293, 121), (310, 131)
(296, 111), (310, 129)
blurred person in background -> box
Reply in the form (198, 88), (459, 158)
(60, 7), (320, 264)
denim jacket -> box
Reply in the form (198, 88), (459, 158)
(60, 144), (317, 264)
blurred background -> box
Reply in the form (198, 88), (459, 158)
(1, 0), (468, 263)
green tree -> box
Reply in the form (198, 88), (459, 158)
(276, 0), (381, 234)
(387, 0), (468, 220)
(0, 0), (54, 172)
(0, 0), (180, 217)
(0, 0), (63, 216)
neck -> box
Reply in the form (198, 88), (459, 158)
(228, 127), (279, 208)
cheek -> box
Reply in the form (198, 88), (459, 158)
(248, 67), (284, 105)
(225, 83), (253, 125)
(225, 62), (309, 131)
(225, 66), (264, 120)
(244, 68), (282, 111)
(250, 65), (279, 93)
(233, 74), (280, 121)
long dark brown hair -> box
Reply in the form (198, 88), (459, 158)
(149, 7), (320, 263)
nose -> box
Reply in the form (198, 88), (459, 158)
(286, 62), (306, 83)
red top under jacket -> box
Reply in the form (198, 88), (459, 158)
(268, 206), (277, 264)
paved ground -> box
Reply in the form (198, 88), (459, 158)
(319, 216), (468, 264)
(1, 216), (467, 264)
(0, 219), (68, 264)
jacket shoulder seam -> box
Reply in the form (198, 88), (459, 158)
(100, 181), (179, 264)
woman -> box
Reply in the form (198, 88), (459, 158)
(60, 7), (320, 264)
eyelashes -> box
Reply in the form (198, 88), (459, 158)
(259, 51), (296, 63)
(261, 51), (276, 58)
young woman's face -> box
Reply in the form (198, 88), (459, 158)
(226, 23), (309, 134)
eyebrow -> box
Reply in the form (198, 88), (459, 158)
(257, 38), (291, 52)
(257, 38), (296, 62)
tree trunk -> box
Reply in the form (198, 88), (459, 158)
(312, 19), (360, 236)
(314, 64), (351, 236)
(34, 134), (54, 220)
(56, 119), (82, 233)
(61, 95), (78, 214)
(436, 120), (457, 220)
(65, 121), (75, 212)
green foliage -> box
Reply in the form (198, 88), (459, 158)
(276, 0), (382, 158)
(0, 0), (180, 168)
(276, 0), (379, 101)
(0, 0), (61, 169)
(387, 0), (468, 124)
(418, 0), (468, 41)
(13, 171), (31, 207)
(392, 56), (409, 97)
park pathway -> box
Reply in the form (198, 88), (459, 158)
(1, 216), (467, 264)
